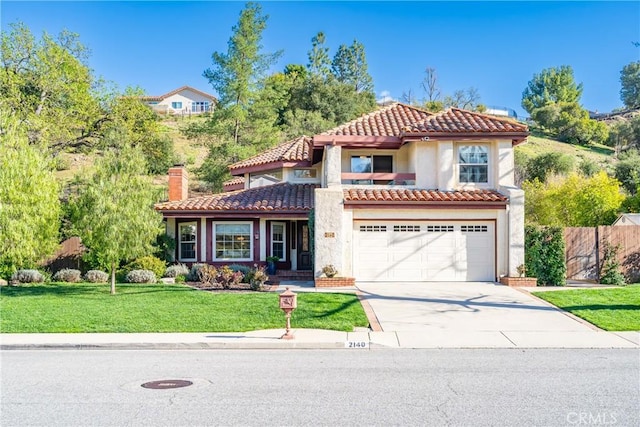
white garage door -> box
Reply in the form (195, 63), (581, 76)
(353, 221), (495, 282)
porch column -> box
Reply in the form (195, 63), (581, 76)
(314, 188), (345, 278)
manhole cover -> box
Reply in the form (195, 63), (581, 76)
(141, 380), (193, 389)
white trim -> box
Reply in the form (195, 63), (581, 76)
(271, 222), (287, 262)
(178, 221), (197, 262)
(213, 222), (253, 262)
(456, 142), (491, 189)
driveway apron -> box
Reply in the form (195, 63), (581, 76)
(356, 282), (635, 348)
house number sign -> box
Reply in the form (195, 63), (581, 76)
(324, 232), (335, 238)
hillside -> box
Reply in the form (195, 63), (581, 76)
(515, 131), (616, 168)
(54, 120), (618, 190)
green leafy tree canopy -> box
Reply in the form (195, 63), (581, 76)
(0, 106), (61, 278)
(69, 134), (163, 293)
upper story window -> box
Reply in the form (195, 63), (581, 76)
(350, 155), (393, 184)
(458, 145), (488, 183)
(191, 101), (210, 112)
(249, 170), (282, 188)
(171, 101), (183, 109)
(178, 222), (197, 261)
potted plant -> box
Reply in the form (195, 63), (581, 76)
(315, 264), (355, 287)
(266, 256), (280, 275)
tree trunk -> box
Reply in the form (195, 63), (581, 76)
(35, 90), (47, 116)
(110, 262), (116, 295)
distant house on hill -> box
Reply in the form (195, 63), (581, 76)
(140, 86), (217, 115)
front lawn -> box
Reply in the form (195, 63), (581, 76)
(0, 283), (369, 333)
(533, 285), (640, 331)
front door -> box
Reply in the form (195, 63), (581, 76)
(297, 221), (312, 270)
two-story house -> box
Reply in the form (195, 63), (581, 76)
(155, 103), (528, 284)
(140, 86), (217, 115)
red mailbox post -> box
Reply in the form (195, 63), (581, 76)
(279, 287), (297, 340)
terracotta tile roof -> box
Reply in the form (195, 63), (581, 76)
(405, 108), (528, 134)
(222, 176), (245, 191)
(343, 188), (508, 204)
(228, 136), (313, 171)
(322, 103), (433, 136)
(156, 183), (315, 212)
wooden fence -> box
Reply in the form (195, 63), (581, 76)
(564, 226), (640, 283)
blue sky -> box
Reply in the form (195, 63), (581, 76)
(2, 1), (639, 117)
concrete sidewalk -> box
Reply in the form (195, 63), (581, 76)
(1, 329), (637, 350)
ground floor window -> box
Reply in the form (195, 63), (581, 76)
(214, 223), (252, 260)
(271, 222), (286, 261)
(178, 222), (197, 261)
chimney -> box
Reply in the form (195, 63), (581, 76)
(168, 165), (188, 201)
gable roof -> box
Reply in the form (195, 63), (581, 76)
(403, 108), (528, 134)
(322, 103), (433, 136)
(140, 85), (217, 102)
(155, 183), (315, 214)
(613, 213), (640, 226)
(228, 136), (313, 173)
(228, 103), (528, 176)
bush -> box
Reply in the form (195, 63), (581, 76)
(216, 265), (243, 289)
(197, 264), (218, 286)
(229, 264), (251, 281)
(125, 269), (157, 284)
(11, 269), (45, 284)
(525, 225), (566, 286)
(187, 263), (207, 282)
(174, 274), (186, 284)
(164, 263), (189, 278)
(599, 243), (626, 286)
(526, 152), (574, 183)
(125, 256), (166, 279)
(249, 265), (269, 291)
(52, 268), (82, 283)
(84, 270), (109, 283)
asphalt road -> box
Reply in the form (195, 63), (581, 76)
(1, 349), (638, 426)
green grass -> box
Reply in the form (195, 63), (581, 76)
(516, 132), (615, 166)
(533, 285), (640, 331)
(0, 283), (369, 333)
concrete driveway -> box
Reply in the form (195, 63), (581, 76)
(356, 281), (637, 348)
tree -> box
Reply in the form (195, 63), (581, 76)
(421, 67), (441, 103)
(307, 32), (331, 79)
(521, 65), (583, 115)
(522, 66), (608, 145)
(443, 87), (482, 110)
(620, 61), (640, 109)
(0, 106), (61, 278)
(69, 136), (163, 293)
(0, 22), (102, 152)
(202, 2), (282, 145)
(614, 149), (640, 195)
(523, 172), (625, 227)
(607, 115), (640, 150)
(331, 40), (374, 93)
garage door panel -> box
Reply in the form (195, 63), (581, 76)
(354, 221), (494, 282)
